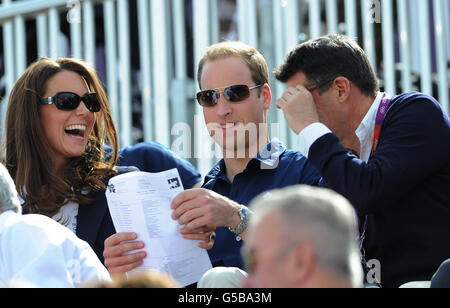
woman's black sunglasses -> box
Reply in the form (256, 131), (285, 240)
(196, 84), (262, 107)
(40, 91), (101, 112)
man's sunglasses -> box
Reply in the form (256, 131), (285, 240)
(41, 91), (101, 112)
(196, 84), (263, 107)
(307, 78), (335, 92)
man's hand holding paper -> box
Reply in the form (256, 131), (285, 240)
(104, 169), (213, 286)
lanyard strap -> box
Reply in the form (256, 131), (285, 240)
(360, 93), (391, 249)
(371, 93), (391, 155)
(357, 93), (390, 288)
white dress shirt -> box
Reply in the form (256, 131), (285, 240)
(0, 210), (111, 288)
(355, 92), (383, 162)
(298, 92), (383, 162)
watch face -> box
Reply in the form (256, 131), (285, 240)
(240, 207), (250, 219)
(230, 207), (252, 238)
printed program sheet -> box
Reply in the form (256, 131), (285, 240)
(105, 169), (212, 286)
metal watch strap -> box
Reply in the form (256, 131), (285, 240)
(229, 207), (252, 242)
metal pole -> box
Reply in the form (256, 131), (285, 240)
(117, 0), (132, 146)
(417, 0), (432, 95)
(273, 0), (288, 146)
(69, 2), (82, 59)
(151, 0), (171, 147)
(48, 6), (60, 59)
(103, 0), (119, 127)
(326, 0), (339, 34)
(14, 15), (26, 78)
(381, 0), (396, 94)
(284, 0), (300, 149)
(397, 0), (412, 93)
(1, 0), (15, 143)
(237, 0), (258, 49)
(309, 0), (321, 39)
(361, 0), (377, 73)
(433, 0), (449, 114)
(83, 0), (96, 66)
(36, 13), (48, 57)
(193, 0), (215, 176)
(345, 0), (357, 38)
(137, 0), (153, 142)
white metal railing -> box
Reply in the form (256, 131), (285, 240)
(0, 0), (449, 176)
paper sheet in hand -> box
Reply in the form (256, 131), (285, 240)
(105, 169), (212, 286)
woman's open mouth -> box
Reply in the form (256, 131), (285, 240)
(64, 124), (87, 140)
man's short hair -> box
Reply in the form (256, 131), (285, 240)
(249, 185), (363, 287)
(197, 41), (269, 90)
(0, 163), (21, 214)
(274, 34), (379, 97)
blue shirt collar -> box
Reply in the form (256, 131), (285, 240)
(255, 138), (286, 167)
(204, 138), (286, 183)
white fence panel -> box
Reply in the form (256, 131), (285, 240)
(0, 0), (448, 171)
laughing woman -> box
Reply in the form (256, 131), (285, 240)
(4, 58), (213, 271)
(4, 58), (121, 262)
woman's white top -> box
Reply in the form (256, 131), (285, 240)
(52, 201), (79, 234)
(19, 191), (79, 234)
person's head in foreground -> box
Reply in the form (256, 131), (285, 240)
(85, 270), (181, 288)
(242, 185), (363, 288)
(0, 163), (21, 215)
(0, 164), (111, 288)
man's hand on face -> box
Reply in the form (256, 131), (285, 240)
(276, 85), (320, 134)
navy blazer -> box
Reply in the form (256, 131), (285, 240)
(309, 92), (450, 288)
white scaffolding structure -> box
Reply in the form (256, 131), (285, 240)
(0, 0), (448, 175)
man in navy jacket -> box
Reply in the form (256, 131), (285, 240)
(275, 34), (450, 288)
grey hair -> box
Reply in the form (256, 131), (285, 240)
(0, 163), (21, 214)
(249, 185), (363, 288)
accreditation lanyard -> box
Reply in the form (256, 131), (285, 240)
(360, 92), (391, 249)
(371, 93), (391, 155)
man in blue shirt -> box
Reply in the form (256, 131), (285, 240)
(171, 41), (320, 269)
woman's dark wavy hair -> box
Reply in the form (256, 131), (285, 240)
(4, 57), (119, 217)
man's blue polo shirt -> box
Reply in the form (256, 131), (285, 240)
(203, 139), (321, 269)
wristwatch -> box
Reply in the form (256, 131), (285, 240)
(229, 206), (252, 242)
